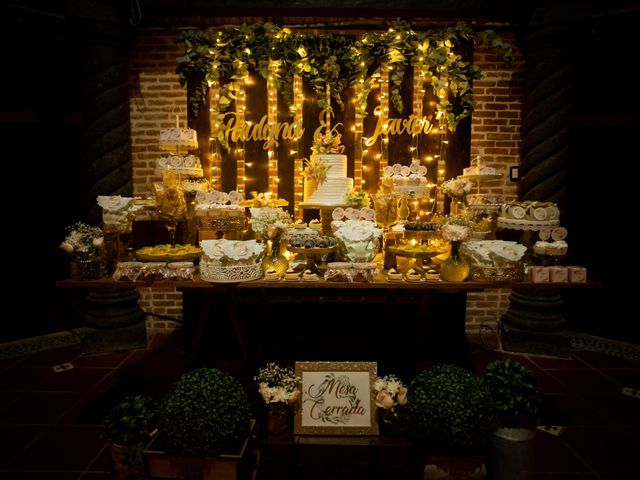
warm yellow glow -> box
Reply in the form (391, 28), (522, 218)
(290, 150), (297, 155)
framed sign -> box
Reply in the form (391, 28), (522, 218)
(294, 361), (378, 436)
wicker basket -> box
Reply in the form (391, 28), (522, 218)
(200, 263), (262, 283)
(468, 264), (524, 282)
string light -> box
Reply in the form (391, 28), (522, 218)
(209, 79), (221, 185)
(292, 74), (304, 219)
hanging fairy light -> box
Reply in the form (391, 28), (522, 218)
(354, 78), (364, 191)
(208, 79), (221, 187)
(379, 68), (390, 171)
(267, 60), (279, 196)
(235, 80), (246, 195)
(292, 74), (304, 219)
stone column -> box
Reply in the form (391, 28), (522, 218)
(70, 1), (146, 352)
(502, 4), (585, 357)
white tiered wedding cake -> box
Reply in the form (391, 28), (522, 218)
(302, 126), (353, 206)
(303, 154), (353, 205)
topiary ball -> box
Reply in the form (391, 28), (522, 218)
(407, 364), (498, 454)
(157, 368), (251, 457)
(482, 359), (542, 422)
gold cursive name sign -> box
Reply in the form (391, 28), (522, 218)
(222, 107), (434, 150)
(224, 112), (304, 149)
(364, 106), (434, 146)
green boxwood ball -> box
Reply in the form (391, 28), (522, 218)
(407, 364), (498, 454)
(157, 368), (251, 457)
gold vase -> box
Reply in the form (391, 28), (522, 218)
(440, 241), (470, 282)
(262, 239), (289, 277)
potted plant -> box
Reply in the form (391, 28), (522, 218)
(482, 359), (543, 480)
(143, 367), (254, 480)
(103, 393), (157, 480)
(254, 362), (301, 435)
(373, 374), (408, 436)
(407, 364), (498, 479)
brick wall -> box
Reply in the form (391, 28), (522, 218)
(128, 29), (524, 333)
(129, 30), (187, 199)
(466, 34), (524, 333)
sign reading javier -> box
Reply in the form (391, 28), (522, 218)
(294, 361), (378, 435)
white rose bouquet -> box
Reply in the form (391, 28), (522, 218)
(374, 375), (408, 412)
(441, 178), (473, 200)
(249, 207), (292, 240)
(255, 362), (301, 405)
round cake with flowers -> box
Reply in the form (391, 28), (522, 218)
(302, 125), (353, 206)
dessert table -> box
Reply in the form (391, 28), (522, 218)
(57, 277), (600, 374)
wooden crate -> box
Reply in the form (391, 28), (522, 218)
(143, 420), (255, 480)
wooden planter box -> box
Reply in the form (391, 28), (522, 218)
(143, 420), (256, 480)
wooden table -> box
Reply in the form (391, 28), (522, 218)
(57, 277), (600, 374)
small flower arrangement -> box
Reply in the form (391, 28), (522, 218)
(441, 223), (471, 242)
(249, 207), (292, 240)
(374, 375), (408, 412)
(241, 191), (289, 208)
(311, 124), (345, 155)
(302, 156), (331, 184)
(344, 189), (371, 209)
(441, 178), (473, 199)
(255, 362), (301, 404)
(59, 222), (104, 257)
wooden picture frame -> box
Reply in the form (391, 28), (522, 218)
(294, 361), (378, 436)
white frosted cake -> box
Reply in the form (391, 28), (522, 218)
(303, 154), (353, 205)
(159, 127), (198, 151)
(381, 161), (429, 198)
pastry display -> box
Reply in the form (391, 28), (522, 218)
(424, 268), (440, 281)
(156, 154), (204, 177)
(308, 219), (323, 231)
(386, 268), (403, 282)
(381, 161), (430, 198)
(352, 263), (377, 283)
(405, 268), (423, 282)
(159, 126), (198, 151)
(138, 262), (168, 282)
(302, 269), (320, 282)
(136, 244), (201, 261)
(461, 156), (500, 177)
(287, 235), (336, 249)
(497, 201), (560, 230)
(112, 261), (143, 282)
(324, 262), (351, 282)
(264, 268), (280, 281)
(167, 261), (196, 281)
(284, 269), (301, 281)
(533, 240), (568, 256)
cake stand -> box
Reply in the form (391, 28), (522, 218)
(459, 173), (504, 215)
(288, 246), (336, 274)
(388, 247), (447, 274)
(298, 203), (347, 235)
